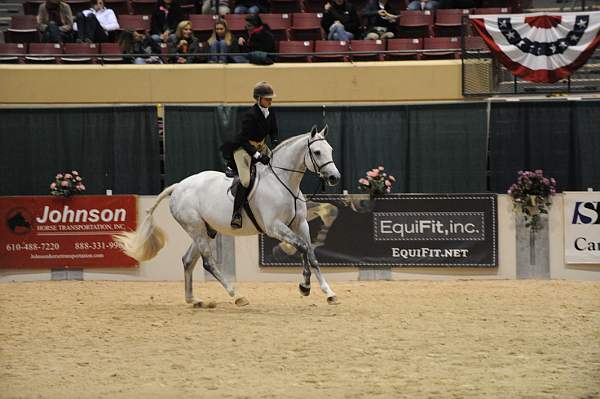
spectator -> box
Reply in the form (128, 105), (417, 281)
(233, 0), (268, 15)
(407, 0), (439, 10)
(37, 0), (74, 43)
(207, 19), (245, 63)
(119, 30), (163, 64)
(362, 0), (398, 40)
(199, 0), (230, 16)
(74, 0), (119, 43)
(237, 14), (275, 64)
(168, 20), (200, 63)
(150, 0), (185, 44)
(321, 0), (360, 41)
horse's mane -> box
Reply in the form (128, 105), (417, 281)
(272, 132), (317, 155)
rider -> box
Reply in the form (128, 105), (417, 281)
(221, 81), (280, 229)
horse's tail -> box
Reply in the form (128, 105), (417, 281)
(113, 184), (177, 262)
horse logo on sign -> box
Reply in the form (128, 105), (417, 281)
(6, 207), (33, 235)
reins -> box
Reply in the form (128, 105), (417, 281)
(267, 137), (331, 227)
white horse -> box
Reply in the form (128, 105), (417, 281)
(115, 126), (341, 307)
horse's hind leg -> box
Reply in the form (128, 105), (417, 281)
(195, 235), (249, 307)
(182, 243), (201, 304)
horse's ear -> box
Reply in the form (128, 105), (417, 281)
(310, 125), (318, 138)
(321, 125), (329, 137)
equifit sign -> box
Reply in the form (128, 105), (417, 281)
(564, 192), (600, 264)
(260, 194), (497, 267)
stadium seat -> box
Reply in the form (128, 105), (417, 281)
(434, 9), (469, 37)
(224, 14), (248, 36)
(303, 0), (325, 13)
(5, 15), (39, 44)
(422, 36), (460, 59)
(260, 13), (291, 41)
(350, 39), (385, 61)
(397, 10), (433, 38)
(277, 40), (313, 62)
(269, 0), (302, 13)
(471, 7), (510, 14)
(23, 0), (43, 15)
(386, 38), (423, 60)
(464, 35), (490, 54)
(61, 42), (99, 63)
(131, 0), (158, 15)
(66, 0), (91, 15)
(189, 14), (219, 42)
(104, 0), (130, 15)
(26, 43), (63, 63)
(313, 40), (349, 62)
(99, 42), (125, 63)
(118, 14), (152, 32)
(290, 13), (323, 41)
(0, 43), (27, 64)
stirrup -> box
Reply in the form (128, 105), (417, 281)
(230, 213), (242, 229)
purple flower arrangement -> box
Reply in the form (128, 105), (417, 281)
(50, 171), (86, 197)
(508, 169), (557, 231)
(358, 166), (396, 197)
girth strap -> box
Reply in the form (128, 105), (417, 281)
(243, 202), (264, 234)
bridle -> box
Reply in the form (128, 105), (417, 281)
(267, 137), (335, 226)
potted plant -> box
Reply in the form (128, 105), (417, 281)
(508, 170), (557, 231)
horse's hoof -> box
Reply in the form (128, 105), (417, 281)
(235, 297), (249, 307)
(327, 296), (339, 305)
(193, 300), (216, 309)
(185, 298), (194, 304)
(299, 283), (311, 296)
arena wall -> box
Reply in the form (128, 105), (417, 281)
(0, 61), (462, 104)
(2, 194), (599, 283)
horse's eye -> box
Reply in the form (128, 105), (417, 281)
(314, 151), (321, 156)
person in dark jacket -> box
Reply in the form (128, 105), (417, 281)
(362, 0), (398, 40)
(167, 20), (200, 63)
(221, 82), (279, 229)
(321, 0), (360, 41)
(150, 0), (184, 44)
(237, 14), (276, 64)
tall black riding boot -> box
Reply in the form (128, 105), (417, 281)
(230, 185), (247, 229)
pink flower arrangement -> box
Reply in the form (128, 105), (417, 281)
(50, 170), (86, 197)
(508, 169), (557, 231)
(358, 165), (396, 196)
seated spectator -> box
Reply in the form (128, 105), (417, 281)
(74, 0), (119, 43)
(233, 0), (268, 15)
(37, 0), (74, 43)
(200, 0), (230, 16)
(362, 0), (398, 40)
(407, 0), (439, 11)
(207, 19), (245, 63)
(119, 30), (163, 64)
(237, 14), (275, 64)
(321, 0), (360, 42)
(168, 20), (200, 63)
(150, 0), (185, 44)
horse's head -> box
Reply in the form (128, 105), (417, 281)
(306, 125), (341, 187)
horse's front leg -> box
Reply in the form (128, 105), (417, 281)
(266, 221), (312, 297)
(295, 220), (338, 304)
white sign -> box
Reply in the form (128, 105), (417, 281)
(564, 192), (600, 264)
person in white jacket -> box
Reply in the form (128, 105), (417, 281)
(74, 0), (119, 43)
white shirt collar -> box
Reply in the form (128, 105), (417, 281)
(258, 104), (269, 118)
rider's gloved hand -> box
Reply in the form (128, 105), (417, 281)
(259, 154), (270, 165)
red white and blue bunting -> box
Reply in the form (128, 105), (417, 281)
(470, 12), (600, 83)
